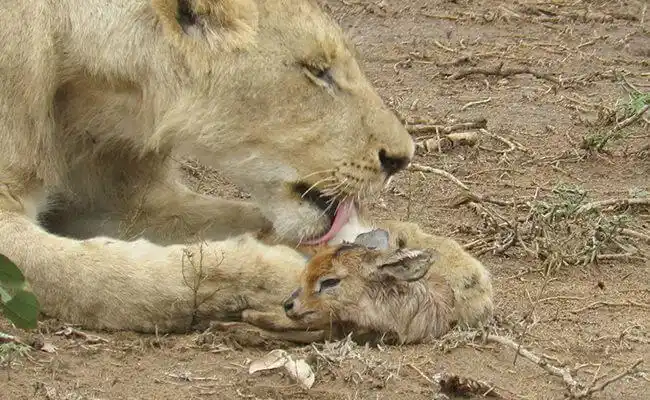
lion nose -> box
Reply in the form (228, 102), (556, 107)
(378, 149), (410, 176)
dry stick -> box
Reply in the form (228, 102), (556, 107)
(486, 334), (581, 392)
(479, 129), (517, 154)
(462, 238), (485, 250)
(433, 40), (457, 53)
(408, 163), (470, 191)
(576, 198), (650, 214)
(449, 62), (560, 85)
(407, 162), (523, 210)
(406, 118), (488, 135)
(537, 296), (588, 304)
(0, 332), (27, 346)
(54, 326), (109, 344)
(407, 363), (435, 384)
(416, 131), (479, 154)
(614, 104), (650, 131)
(570, 300), (650, 314)
(486, 334), (644, 399)
(619, 228), (650, 243)
(461, 97), (492, 111)
(594, 253), (646, 262)
(451, 191), (516, 207)
(576, 35), (608, 50)
(577, 359), (643, 398)
(165, 372), (222, 382)
(420, 12), (459, 21)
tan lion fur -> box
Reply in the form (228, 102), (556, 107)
(0, 0), (492, 338)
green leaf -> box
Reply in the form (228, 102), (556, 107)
(0, 286), (11, 304)
(1, 290), (40, 329)
(0, 254), (26, 290)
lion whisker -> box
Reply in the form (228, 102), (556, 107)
(298, 169), (335, 181)
(321, 179), (347, 197)
(301, 177), (337, 199)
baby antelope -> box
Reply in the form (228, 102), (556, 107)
(282, 230), (456, 344)
(230, 227), (492, 345)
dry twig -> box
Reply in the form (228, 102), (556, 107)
(0, 332), (26, 346)
(576, 359), (644, 398)
(406, 118), (488, 135)
(619, 228), (650, 243)
(449, 62), (560, 84)
(461, 97), (492, 111)
(576, 198), (650, 214)
(165, 372), (222, 382)
(416, 131), (479, 153)
(408, 163), (470, 191)
(614, 104), (650, 131)
(488, 334), (578, 389)
(486, 334), (644, 398)
(54, 326), (108, 344)
(570, 300), (650, 314)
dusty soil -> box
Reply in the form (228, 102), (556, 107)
(2, 0), (650, 399)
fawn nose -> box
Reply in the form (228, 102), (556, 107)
(283, 299), (294, 313)
(378, 149), (410, 176)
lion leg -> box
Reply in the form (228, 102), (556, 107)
(211, 321), (327, 344)
(242, 309), (331, 342)
(242, 309), (312, 332)
(118, 177), (273, 244)
(376, 220), (494, 328)
(40, 170), (272, 245)
(0, 183), (309, 333)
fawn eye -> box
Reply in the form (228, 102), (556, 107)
(318, 278), (341, 292)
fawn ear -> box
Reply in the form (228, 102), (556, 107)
(354, 229), (390, 250)
(374, 248), (434, 282)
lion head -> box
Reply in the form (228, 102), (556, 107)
(149, 0), (414, 243)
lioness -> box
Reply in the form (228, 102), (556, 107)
(0, 0), (492, 335)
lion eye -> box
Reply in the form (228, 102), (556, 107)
(318, 278), (341, 292)
(305, 65), (335, 87)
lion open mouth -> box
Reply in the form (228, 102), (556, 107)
(302, 198), (356, 245)
(292, 182), (357, 245)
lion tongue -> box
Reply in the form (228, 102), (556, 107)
(302, 199), (355, 245)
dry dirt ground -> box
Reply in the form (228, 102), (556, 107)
(2, 0), (650, 399)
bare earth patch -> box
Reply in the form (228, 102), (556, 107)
(2, 0), (649, 399)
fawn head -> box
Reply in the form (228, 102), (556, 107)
(283, 230), (453, 342)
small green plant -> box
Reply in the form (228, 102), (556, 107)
(581, 87), (649, 152)
(0, 336), (32, 368)
(580, 128), (627, 152)
(0, 254), (40, 329)
(624, 90), (650, 115)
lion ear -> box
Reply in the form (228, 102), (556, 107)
(176, 0), (202, 37)
(153, 0), (258, 50)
